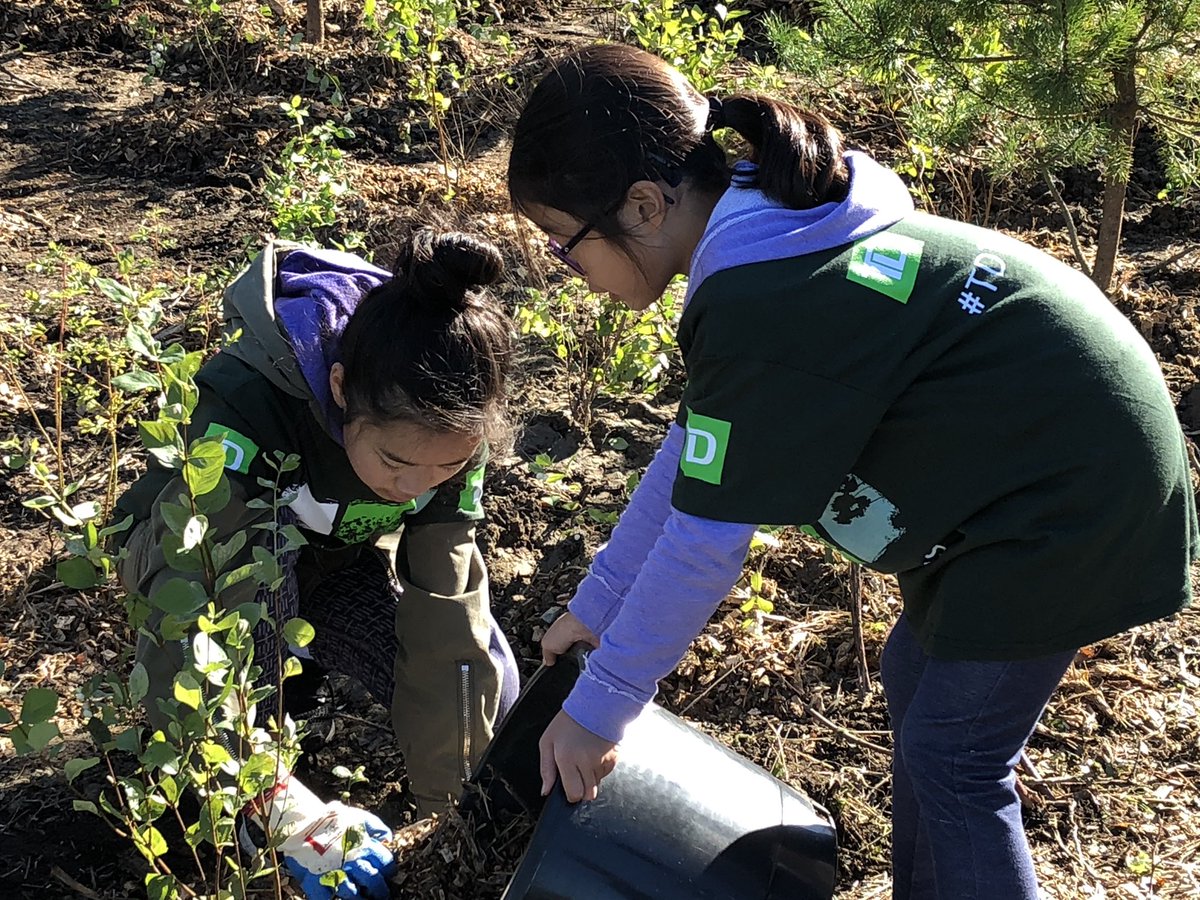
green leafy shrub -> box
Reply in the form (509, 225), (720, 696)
(623, 0), (747, 93)
(516, 277), (681, 428)
(2, 314), (318, 899)
(263, 96), (363, 251)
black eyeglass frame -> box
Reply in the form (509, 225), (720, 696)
(546, 153), (684, 277)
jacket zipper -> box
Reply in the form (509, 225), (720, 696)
(459, 662), (473, 780)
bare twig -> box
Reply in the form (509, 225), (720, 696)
(49, 866), (103, 899)
(1066, 797), (1104, 881)
(768, 721), (790, 781)
(1141, 244), (1194, 280)
(848, 563), (871, 699)
(678, 655), (745, 716)
(785, 681), (892, 755)
(1041, 167), (1093, 277)
(1015, 750), (1055, 808)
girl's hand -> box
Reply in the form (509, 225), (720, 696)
(540, 611), (599, 666)
(539, 709), (619, 802)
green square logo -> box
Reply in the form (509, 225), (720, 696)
(846, 231), (924, 303)
(204, 422), (259, 474)
(458, 464), (485, 515)
(680, 409), (731, 486)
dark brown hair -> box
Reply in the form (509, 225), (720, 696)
(339, 229), (514, 449)
(507, 43), (849, 230)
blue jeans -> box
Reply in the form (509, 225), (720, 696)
(880, 615), (1076, 899)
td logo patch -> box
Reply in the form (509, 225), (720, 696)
(846, 230), (925, 303)
(204, 422), (259, 474)
(458, 464), (485, 515)
(680, 409), (731, 485)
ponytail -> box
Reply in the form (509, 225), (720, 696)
(718, 95), (850, 208)
(509, 44), (850, 221)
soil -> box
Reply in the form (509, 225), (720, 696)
(2, 2), (1199, 899)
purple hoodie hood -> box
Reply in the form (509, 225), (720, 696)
(273, 247), (391, 443)
(686, 150), (915, 304)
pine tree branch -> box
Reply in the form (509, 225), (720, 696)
(1144, 112), (1200, 143)
(1133, 14), (1156, 46)
(1141, 105), (1200, 128)
(896, 49), (1023, 64)
(827, 0), (866, 33)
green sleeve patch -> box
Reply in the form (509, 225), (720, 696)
(679, 409), (731, 485)
(335, 499), (414, 543)
(204, 422), (259, 474)
(846, 231), (924, 303)
(458, 464), (485, 515)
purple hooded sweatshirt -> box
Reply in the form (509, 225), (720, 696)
(273, 247), (391, 440)
(563, 152), (915, 741)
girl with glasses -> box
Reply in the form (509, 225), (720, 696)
(506, 42), (1196, 900)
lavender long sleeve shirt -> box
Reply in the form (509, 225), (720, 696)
(563, 152), (915, 742)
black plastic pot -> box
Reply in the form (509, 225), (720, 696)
(466, 645), (837, 900)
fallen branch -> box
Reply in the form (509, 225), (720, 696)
(785, 680), (892, 755)
(50, 866), (103, 900)
(1141, 244), (1193, 280)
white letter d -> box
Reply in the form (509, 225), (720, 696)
(685, 428), (717, 466)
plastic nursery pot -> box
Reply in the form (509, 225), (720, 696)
(464, 644), (838, 900)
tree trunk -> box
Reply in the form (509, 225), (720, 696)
(305, 0), (325, 44)
(1092, 58), (1139, 294)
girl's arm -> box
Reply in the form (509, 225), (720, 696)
(394, 519), (513, 813)
(568, 423), (687, 636)
(115, 360), (293, 737)
(562, 508), (757, 742)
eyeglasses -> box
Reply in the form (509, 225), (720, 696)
(546, 192), (676, 278)
(547, 153), (684, 277)
(547, 219), (595, 277)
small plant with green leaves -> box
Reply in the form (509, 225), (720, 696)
(736, 529), (781, 635)
(0, 660), (62, 755)
(2, 317), (319, 898)
(527, 452), (584, 513)
(131, 208), (181, 253)
(263, 96), (363, 250)
(623, 0), (747, 93)
(739, 569), (776, 634)
(305, 65), (346, 107)
(2, 242), (212, 565)
(331, 763), (370, 803)
(517, 277), (680, 429)
(371, 0), (476, 190)
(136, 0), (243, 89)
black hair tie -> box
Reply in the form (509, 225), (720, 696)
(706, 96), (725, 132)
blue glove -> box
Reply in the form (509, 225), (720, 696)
(247, 775), (397, 899)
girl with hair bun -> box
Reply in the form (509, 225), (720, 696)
(115, 229), (519, 899)
(508, 43), (1196, 900)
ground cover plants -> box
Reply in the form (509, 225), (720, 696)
(2, 0), (1199, 897)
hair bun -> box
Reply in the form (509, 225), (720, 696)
(395, 229), (504, 313)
